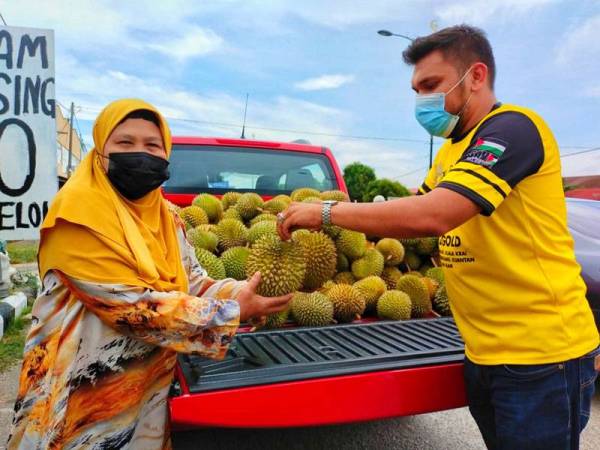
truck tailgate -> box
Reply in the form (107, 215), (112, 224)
(170, 317), (467, 428)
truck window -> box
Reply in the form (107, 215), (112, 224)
(163, 145), (338, 195)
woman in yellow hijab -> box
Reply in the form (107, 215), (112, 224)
(7, 99), (290, 450)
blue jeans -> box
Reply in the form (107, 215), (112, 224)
(464, 346), (600, 450)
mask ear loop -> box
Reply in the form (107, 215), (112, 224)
(446, 65), (475, 96)
(448, 66), (475, 135)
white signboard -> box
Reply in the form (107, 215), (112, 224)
(0, 26), (56, 240)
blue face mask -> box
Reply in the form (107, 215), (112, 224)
(414, 67), (473, 138)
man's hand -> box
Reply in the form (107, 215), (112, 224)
(277, 202), (322, 241)
(236, 272), (292, 322)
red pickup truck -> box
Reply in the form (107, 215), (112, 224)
(162, 136), (467, 430)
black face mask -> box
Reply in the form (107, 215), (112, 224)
(104, 152), (170, 200)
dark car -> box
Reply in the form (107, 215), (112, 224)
(567, 198), (600, 331)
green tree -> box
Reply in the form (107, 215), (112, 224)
(343, 162), (376, 202)
(362, 178), (411, 202)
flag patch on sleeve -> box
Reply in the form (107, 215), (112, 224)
(463, 138), (507, 168)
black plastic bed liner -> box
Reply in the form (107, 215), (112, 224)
(178, 317), (465, 393)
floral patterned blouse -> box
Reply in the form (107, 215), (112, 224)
(7, 221), (243, 450)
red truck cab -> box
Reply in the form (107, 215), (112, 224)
(163, 137), (467, 429)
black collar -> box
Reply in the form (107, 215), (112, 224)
(450, 102), (502, 143)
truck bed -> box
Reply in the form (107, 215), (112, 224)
(170, 317), (467, 429)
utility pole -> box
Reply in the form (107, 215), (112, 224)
(241, 93), (249, 139)
(67, 102), (74, 177)
(429, 135), (433, 169)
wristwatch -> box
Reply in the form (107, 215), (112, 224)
(321, 200), (338, 226)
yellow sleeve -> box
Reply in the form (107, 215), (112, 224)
(438, 161), (511, 215)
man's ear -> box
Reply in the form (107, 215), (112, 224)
(470, 62), (488, 92)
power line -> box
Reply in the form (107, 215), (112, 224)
(0, 12), (7, 26)
(560, 147), (600, 158)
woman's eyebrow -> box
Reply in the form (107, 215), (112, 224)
(145, 136), (164, 145)
(114, 133), (136, 141)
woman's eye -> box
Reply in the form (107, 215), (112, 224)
(118, 141), (132, 145)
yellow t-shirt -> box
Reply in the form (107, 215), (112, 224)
(419, 103), (599, 364)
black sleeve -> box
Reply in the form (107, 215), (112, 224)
(460, 111), (544, 188)
(437, 111), (544, 216)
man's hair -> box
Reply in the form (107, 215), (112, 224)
(402, 25), (496, 89)
(120, 109), (161, 127)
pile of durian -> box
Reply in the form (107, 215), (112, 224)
(168, 188), (450, 329)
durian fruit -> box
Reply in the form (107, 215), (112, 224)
(291, 187), (320, 202)
(248, 221), (278, 244)
(336, 229), (367, 261)
(294, 231), (337, 290)
(416, 237), (439, 256)
(195, 248), (226, 280)
(180, 206), (209, 228)
(222, 192), (242, 210)
(222, 207), (243, 221)
(220, 246), (250, 280)
(320, 190), (349, 202)
(426, 267), (445, 286)
(376, 239), (405, 266)
(381, 266), (404, 290)
(351, 248), (384, 280)
(396, 274), (432, 318)
(433, 285), (452, 316)
(245, 234), (307, 297)
(336, 253), (350, 272)
(419, 263), (434, 276)
(334, 271), (356, 285)
(323, 225), (342, 240)
(216, 218), (248, 250)
(377, 290), (412, 321)
(193, 193), (223, 223)
(325, 284), (366, 323)
(272, 194), (292, 205)
(407, 270), (423, 277)
(187, 228), (218, 252)
(250, 213), (277, 226)
(403, 250), (422, 271)
(262, 198), (287, 215)
(399, 238), (419, 250)
(319, 280), (336, 295)
(420, 277), (440, 300)
(236, 193), (264, 220)
(263, 308), (291, 329)
(302, 196), (322, 203)
(354, 276), (387, 312)
(291, 292), (334, 327)
(196, 223), (217, 233)
(291, 229), (311, 240)
(165, 200), (182, 215)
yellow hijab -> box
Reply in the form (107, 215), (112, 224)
(39, 98), (188, 293)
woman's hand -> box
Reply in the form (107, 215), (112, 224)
(236, 272), (293, 322)
(277, 202), (323, 241)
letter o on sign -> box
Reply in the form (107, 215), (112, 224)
(0, 118), (36, 197)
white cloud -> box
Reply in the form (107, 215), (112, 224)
(2, 1), (224, 61)
(435, 0), (556, 25)
(146, 26), (224, 61)
(556, 13), (600, 65)
(295, 74), (355, 91)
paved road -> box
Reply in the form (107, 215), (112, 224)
(1, 362), (599, 450)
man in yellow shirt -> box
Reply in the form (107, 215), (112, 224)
(277, 25), (599, 449)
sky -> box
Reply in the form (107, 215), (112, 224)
(3, 0), (600, 188)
